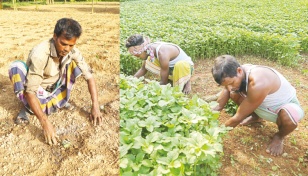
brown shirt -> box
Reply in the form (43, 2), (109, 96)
(25, 39), (93, 94)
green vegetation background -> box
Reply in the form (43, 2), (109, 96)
(120, 0), (308, 75)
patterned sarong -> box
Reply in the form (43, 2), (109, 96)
(145, 56), (193, 91)
(8, 60), (82, 115)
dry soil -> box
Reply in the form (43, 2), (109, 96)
(0, 3), (120, 176)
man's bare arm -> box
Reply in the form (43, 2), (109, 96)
(134, 61), (147, 78)
(87, 77), (103, 126)
(225, 78), (270, 127)
(24, 92), (58, 145)
(213, 88), (230, 111)
(158, 54), (170, 85)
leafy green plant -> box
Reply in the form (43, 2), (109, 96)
(120, 54), (142, 75)
(120, 74), (231, 176)
(224, 100), (238, 116)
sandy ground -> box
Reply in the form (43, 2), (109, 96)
(0, 3), (120, 176)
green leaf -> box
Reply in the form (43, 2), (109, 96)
(146, 131), (161, 143)
(131, 162), (141, 172)
(142, 159), (153, 167)
(138, 116), (161, 132)
(138, 165), (151, 174)
(144, 144), (154, 154)
(158, 100), (169, 107)
(170, 160), (181, 168)
(170, 105), (182, 113)
(120, 143), (133, 157)
(121, 171), (133, 176)
(120, 158), (129, 168)
(157, 165), (170, 174)
(132, 136), (144, 149)
(156, 156), (169, 165)
(136, 152), (145, 163)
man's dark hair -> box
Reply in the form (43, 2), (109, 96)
(211, 55), (241, 85)
(54, 18), (82, 39)
(125, 34), (144, 48)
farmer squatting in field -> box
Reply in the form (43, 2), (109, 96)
(211, 55), (305, 156)
(125, 34), (194, 94)
(8, 18), (103, 145)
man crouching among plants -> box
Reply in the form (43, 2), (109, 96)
(211, 55), (304, 156)
(125, 34), (194, 94)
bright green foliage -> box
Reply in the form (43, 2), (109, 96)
(120, 74), (231, 176)
(120, 0), (308, 75)
(120, 53), (142, 77)
(224, 100), (238, 116)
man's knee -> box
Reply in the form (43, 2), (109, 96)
(277, 103), (304, 126)
(277, 109), (298, 128)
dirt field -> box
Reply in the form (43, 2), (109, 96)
(0, 3), (119, 176)
(191, 56), (308, 175)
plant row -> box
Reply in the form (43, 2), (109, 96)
(120, 75), (230, 175)
(120, 0), (308, 75)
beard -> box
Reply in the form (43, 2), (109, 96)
(233, 79), (247, 93)
(239, 79), (247, 92)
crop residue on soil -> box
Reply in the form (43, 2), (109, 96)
(0, 3), (120, 175)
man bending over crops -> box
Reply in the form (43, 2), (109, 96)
(8, 18), (102, 145)
(125, 34), (194, 94)
(211, 55), (304, 156)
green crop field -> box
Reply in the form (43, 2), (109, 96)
(120, 75), (230, 175)
(120, 0), (308, 175)
(120, 0), (308, 75)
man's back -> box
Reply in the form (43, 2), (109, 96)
(245, 64), (296, 107)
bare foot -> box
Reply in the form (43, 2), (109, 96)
(64, 102), (75, 111)
(15, 108), (30, 125)
(204, 92), (220, 102)
(266, 134), (284, 156)
(182, 80), (191, 94)
(240, 113), (263, 126)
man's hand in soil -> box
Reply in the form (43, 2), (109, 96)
(87, 77), (103, 126)
(90, 105), (103, 126)
(40, 118), (58, 145)
(24, 93), (58, 145)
